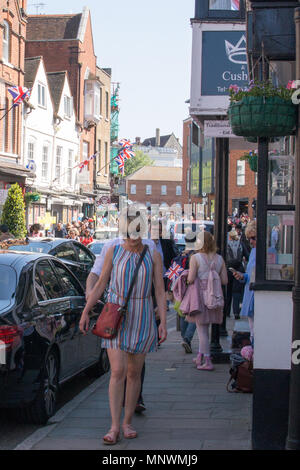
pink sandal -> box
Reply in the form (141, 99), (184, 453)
(197, 356), (214, 371)
(103, 429), (120, 445)
(193, 353), (203, 366)
(122, 424), (137, 439)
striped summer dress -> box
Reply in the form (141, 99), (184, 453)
(101, 244), (158, 354)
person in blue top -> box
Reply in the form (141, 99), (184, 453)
(232, 221), (256, 345)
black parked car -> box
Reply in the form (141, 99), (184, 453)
(7, 239), (96, 288)
(0, 251), (109, 424)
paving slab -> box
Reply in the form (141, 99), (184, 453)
(16, 316), (252, 451)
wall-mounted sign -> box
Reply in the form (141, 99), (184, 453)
(204, 120), (238, 137)
(201, 31), (248, 96)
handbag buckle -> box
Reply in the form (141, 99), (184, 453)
(105, 327), (116, 335)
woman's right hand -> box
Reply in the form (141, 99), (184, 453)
(79, 312), (90, 335)
(233, 271), (244, 281)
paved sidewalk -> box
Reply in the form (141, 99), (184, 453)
(16, 319), (252, 451)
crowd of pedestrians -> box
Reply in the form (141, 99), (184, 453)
(25, 218), (96, 245)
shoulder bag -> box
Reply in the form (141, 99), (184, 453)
(92, 245), (148, 340)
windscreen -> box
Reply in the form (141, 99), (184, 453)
(8, 243), (49, 254)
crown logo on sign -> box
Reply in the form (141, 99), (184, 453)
(225, 35), (247, 65)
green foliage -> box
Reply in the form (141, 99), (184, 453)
(24, 191), (41, 205)
(1, 183), (26, 237)
(229, 80), (294, 103)
(124, 150), (154, 177)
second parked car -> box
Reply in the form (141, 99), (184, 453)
(8, 238), (96, 288)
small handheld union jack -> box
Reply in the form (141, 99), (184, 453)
(165, 262), (184, 282)
(8, 86), (31, 106)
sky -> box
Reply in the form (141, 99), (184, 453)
(26, 0), (195, 145)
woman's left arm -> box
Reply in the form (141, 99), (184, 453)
(153, 250), (167, 345)
(220, 260), (228, 285)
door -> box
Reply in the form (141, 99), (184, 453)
(73, 242), (95, 289)
(51, 259), (101, 370)
(34, 259), (79, 379)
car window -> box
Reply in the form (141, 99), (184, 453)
(89, 243), (104, 255)
(51, 243), (78, 262)
(8, 242), (49, 253)
(51, 260), (83, 297)
(0, 265), (16, 300)
(74, 243), (94, 264)
(35, 260), (64, 300)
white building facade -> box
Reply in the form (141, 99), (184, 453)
(23, 56), (90, 228)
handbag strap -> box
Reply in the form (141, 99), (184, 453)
(122, 245), (148, 312)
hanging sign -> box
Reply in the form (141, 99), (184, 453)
(204, 120), (238, 138)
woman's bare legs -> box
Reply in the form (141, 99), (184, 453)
(123, 353), (146, 428)
(107, 349), (127, 432)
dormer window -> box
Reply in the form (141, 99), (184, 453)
(64, 95), (73, 118)
(3, 21), (9, 63)
(84, 80), (101, 123)
(38, 83), (46, 108)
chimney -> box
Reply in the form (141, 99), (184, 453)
(156, 128), (160, 147)
(135, 137), (141, 145)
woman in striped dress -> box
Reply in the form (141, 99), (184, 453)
(80, 233), (167, 445)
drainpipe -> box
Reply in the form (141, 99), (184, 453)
(286, 6), (300, 450)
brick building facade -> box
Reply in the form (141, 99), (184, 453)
(126, 166), (183, 209)
(182, 117), (257, 220)
(25, 8), (98, 216)
(0, 0), (32, 215)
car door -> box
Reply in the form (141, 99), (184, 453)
(73, 242), (95, 289)
(49, 243), (82, 287)
(50, 258), (101, 370)
(33, 259), (79, 380)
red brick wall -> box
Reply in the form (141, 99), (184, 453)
(228, 149), (257, 219)
(0, 5), (27, 157)
(126, 180), (183, 208)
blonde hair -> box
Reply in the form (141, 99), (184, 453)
(198, 231), (217, 254)
(229, 230), (239, 241)
(245, 221), (256, 238)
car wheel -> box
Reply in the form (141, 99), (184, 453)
(22, 350), (59, 425)
(85, 348), (110, 378)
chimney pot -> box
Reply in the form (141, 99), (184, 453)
(156, 128), (160, 147)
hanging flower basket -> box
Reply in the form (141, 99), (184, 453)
(24, 192), (41, 205)
(228, 81), (297, 138)
(240, 152), (279, 173)
(228, 96), (297, 137)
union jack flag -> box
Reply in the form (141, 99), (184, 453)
(78, 153), (97, 173)
(165, 262), (184, 281)
(231, 0), (239, 11)
(115, 154), (125, 175)
(8, 86), (31, 106)
(119, 148), (134, 161)
(118, 139), (132, 149)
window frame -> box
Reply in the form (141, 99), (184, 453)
(146, 185), (152, 195)
(236, 159), (245, 186)
(161, 185), (167, 196)
(42, 144), (49, 181)
(130, 184), (136, 195)
(55, 146), (63, 181)
(176, 185), (182, 196)
(64, 95), (72, 119)
(67, 149), (73, 186)
(38, 82), (47, 108)
(2, 20), (10, 63)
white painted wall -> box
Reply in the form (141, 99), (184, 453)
(25, 59), (54, 191)
(24, 59), (80, 195)
(55, 77), (80, 192)
(254, 291), (293, 370)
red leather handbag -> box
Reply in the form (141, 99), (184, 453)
(92, 246), (148, 340)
